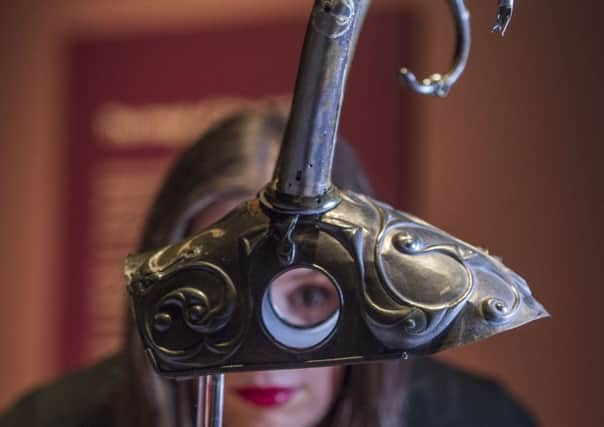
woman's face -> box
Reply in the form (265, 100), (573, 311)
(188, 197), (345, 427)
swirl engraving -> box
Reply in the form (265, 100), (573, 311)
(145, 263), (242, 364)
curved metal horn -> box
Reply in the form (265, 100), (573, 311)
(399, 0), (470, 97)
(399, 0), (515, 97)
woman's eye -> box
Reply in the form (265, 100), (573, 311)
(288, 285), (330, 309)
(268, 268), (340, 327)
(283, 284), (338, 326)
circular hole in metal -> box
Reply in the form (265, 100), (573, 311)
(270, 267), (339, 327)
(262, 267), (340, 349)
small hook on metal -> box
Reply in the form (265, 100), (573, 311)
(399, 0), (515, 97)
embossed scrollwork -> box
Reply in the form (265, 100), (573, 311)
(144, 263), (243, 364)
(475, 262), (522, 324)
(153, 287), (233, 335)
(482, 297), (517, 322)
(399, 307), (428, 335)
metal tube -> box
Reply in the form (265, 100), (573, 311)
(195, 377), (206, 427)
(196, 374), (224, 427)
(266, 0), (371, 207)
(205, 374), (224, 427)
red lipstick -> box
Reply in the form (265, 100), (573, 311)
(234, 386), (299, 407)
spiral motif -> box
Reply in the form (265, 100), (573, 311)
(145, 264), (240, 363)
(400, 308), (428, 335)
(481, 294), (518, 323)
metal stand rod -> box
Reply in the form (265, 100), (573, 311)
(195, 377), (206, 427)
(196, 374), (224, 427)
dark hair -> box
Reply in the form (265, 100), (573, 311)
(120, 105), (409, 427)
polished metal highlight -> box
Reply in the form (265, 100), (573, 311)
(125, 0), (546, 386)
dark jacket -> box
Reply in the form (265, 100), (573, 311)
(0, 354), (536, 427)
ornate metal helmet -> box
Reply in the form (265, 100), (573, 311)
(125, 0), (545, 381)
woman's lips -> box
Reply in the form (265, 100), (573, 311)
(234, 386), (299, 407)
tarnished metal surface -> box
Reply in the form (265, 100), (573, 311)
(125, 0), (545, 380)
(125, 191), (547, 377)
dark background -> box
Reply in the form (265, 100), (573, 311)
(1, 1), (602, 426)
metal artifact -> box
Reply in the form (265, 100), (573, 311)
(124, 1), (544, 426)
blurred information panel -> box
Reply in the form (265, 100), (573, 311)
(64, 12), (414, 371)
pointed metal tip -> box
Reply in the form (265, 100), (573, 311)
(492, 24), (507, 37)
(492, 3), (513, 37)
